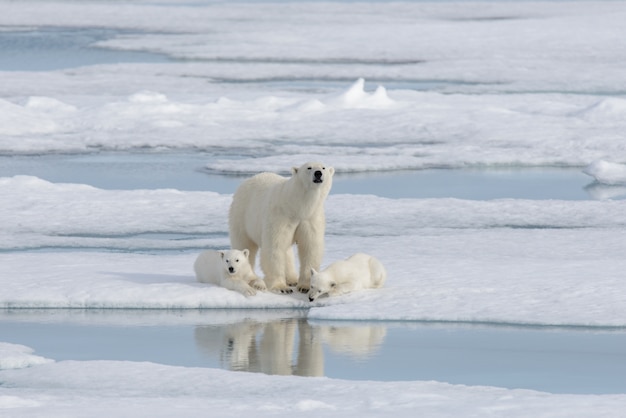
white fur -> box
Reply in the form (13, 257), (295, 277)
(308, 253), (386, 302)
(229, 162), (334, 293)
(194, 249), (266, 297)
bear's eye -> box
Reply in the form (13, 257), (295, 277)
(322, 167), (325, 170)
(307, 167), (312, 170)
(235, 259), (239, 262)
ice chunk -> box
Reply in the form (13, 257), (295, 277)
(583, 160), (626, 185)
(329, 78), (397, 109)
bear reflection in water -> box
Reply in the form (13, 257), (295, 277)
(194, 318), (386, 376)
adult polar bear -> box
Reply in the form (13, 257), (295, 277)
(229, 162), (334, 294)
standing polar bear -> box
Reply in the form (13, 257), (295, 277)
(194, 249), (265, 297)
(308, 253), (387, 302)
(229, 162), (334, 294)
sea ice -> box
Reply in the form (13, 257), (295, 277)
(1, 176), (625, 326)
(0, 343), (53, 370)
(2, 1), (626, 415)
(0, 2), (625, 168)
(583, 160), (626, 185)
(1, 358), (624, 417)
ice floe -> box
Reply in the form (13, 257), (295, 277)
(0, 343), (53, 370)
(584, 160), (626, 185)
(0, 358), (624, 417)
(1, 176), (626, 326)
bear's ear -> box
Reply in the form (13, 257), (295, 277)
(219, 251), (225, 259)
(310, 268), (318, 276)
(328, 166), (335, 175)
(292, 166), (299, 175)
(330, 282), (336, 288)
(242, 249), (250, 258)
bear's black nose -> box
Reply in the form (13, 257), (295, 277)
(228, 267), (235, 273)
(314, 170), (322, 179)
(309, 297), (315, 302)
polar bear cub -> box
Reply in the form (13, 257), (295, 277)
(308, 253), (386, 302)
(194, 249), (266, 297)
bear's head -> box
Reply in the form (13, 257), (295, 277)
(292, 162), (334, 189)
(308, 268), (336, 302)
(219, 249), (251, 276)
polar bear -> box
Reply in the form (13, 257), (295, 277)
(194, 249), (266, 297)
(308, 253), (386, 302)
(229, 162), (334, 294)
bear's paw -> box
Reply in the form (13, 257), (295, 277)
(250, 278), (267, 291)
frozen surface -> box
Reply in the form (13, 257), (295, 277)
(1, 79), (625, 170)
(0, 343), (53, 370)
(1, 358), (624, 418)
(584, 160), (626, 185)
(0, 1), (625, 169)
(2, 175), (626, 326)
(2, 1), (626, 415)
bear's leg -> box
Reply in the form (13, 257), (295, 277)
(260, 231), (293, 294)
(369, 257), (387, 288)
(248, 272), (267, 291)
(246, 243), (263, 284)
(247, 244), (258, 273)
(221, 277), (256, 297)
(284, 247), (299, 287)
(294, 222), (324, 293)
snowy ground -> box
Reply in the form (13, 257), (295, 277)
(2, 342), (624, 418)
(2, 0), (626, 416)
(1, 175), (626, 326)
(1, 1), (626, 168)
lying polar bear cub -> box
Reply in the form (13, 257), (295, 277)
(308, 253), (386, 302)
(194, 249), (266, 297)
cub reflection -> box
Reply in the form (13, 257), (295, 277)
(194, 318), (386, 377)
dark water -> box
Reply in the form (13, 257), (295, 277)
(1, 310), (625, 394)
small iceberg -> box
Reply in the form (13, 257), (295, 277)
(329, 78), (396, 109)
(583, 160), (626, 185)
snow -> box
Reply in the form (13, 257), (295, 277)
(1, 360), (624, 418)
(0, 2), (625, 167)
(0, 343), (53, 370)
(2, 175), (626, 325)
(2, 81), (625, 169)
(2, 0), (626, 415)
(584, 160), (626, 185)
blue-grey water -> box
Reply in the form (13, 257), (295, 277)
(1, 310), (625, 395)
(0, 27), (172, 71)
(0, 152), (606, 200)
